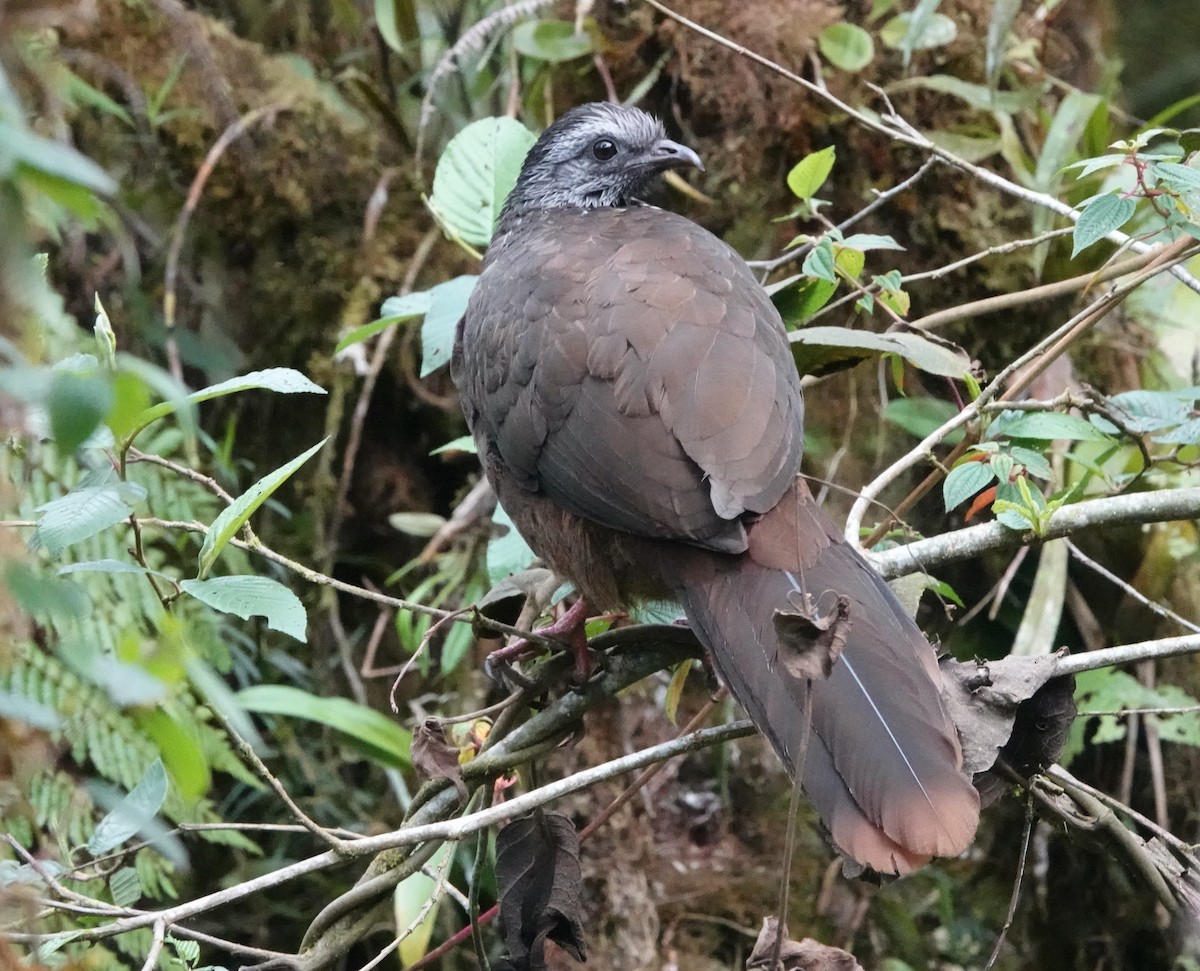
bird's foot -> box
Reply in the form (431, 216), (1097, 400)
(484, 597), (593, 685)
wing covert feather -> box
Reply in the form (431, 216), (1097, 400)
(455, 207), (804, 549)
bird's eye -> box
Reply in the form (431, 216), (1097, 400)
(591, 138), (617, 161)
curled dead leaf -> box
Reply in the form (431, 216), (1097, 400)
(747, 916), (864, 971)
(411, 718), (468, 800)
(492, 811), (585, 969)
(494, 810), (587, 971)
(939, 654), (1076, 804)
(773, 593), (851, 680)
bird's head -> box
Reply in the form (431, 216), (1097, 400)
(499, 102), (703, 223)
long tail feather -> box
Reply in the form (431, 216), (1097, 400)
(671, 479), (980, 874)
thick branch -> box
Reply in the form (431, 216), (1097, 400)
(1054, 636), (1200, 677)
(872, 486), (1200, 578)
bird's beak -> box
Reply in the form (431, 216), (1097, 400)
(647, 138), (705, 173)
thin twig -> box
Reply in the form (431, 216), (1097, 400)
(389, 606), (471, 711)
(127, 448), (238, 506)
(908, 244), (1169, 331)
(163, 103), (289, 382)
(749, 157), (939, 275)
(1065, 539), (1200, 634)
(641, 0), (1200, 295)
(3, 719), (749, 945)
(328, 225), (441, 555)
(1045, 764), (1194, 856)
(984, 796), (1034, 969)
(847, 239), (1200, 546)
(210, 706), (349, 852)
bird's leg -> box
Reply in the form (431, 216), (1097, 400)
(485, 597), (593, 683)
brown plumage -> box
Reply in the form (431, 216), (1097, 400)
(452, 103), (979, 874)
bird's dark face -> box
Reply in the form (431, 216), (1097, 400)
(502, 103), (703, 218)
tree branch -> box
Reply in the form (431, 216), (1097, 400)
(872, 486), (1200, 578)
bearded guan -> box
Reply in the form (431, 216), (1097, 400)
(452, 103), (980, 875)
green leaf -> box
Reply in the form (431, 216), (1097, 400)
(1065, 153), (1131, 180)
(1154, 161), (1200, 192)
(1035, 91), (1103, 193)
(419, 275), (478, 376)
(34, 478), (147, 555)
(943, 460), (995, 511)
(394, 843), (453, 965)
(883, 396), (963, 442)
(236, 685), (412, 768)
(108, 867), (142, 908)
(790, 325), (971, 378)
(335, 289), (437, 354)
(818, 22), (875, 72)
(511, 18), (593, 62)
(770, 276), (838, 325)
(927, 129), (1002, 164)
(985, 0), (1021, 88)
(197, 438), (327, 578)
(1158, 418), (1200, 446)
(128, 367), (325, 443)
(664, 660), (693, 726)
(48, 368), (113, 453)
(18, 166), (103, 222)
(1009, 445), (1053, 479)
(88, 758), (169, 855)
(0, 690), (62, 731)
(787, 146), (836, 203)
(0, 120), (117, 194)
(882, 10), (957, 55)
(429, 117), (537, 246)
(801, 238), (838, 282)
(135, 707), (210, 802)
(430, 434), (477, 455)
(1108, 389), (1192, 432)
(839, 233), (904, 252)
(1072, 194), (1136, 257)
(334, 312), (419, 355)
(374, 0), (418, 52)
(488, 503), (537, 584)
(388, 512), (448, 537)
(997, 411), (1115, 441)
(898, 0), (946, 63)
(890, 74), (1035, 114)
(181, 575), (308, 641)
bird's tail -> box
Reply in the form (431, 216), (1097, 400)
(670, 478), (980, 875)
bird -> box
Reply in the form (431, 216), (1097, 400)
(452, 102), (980, 875)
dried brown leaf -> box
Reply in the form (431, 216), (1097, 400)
(747, 916), (863, 971)
(939, 654), (1075, 804)
(476, 567), (561, 629)
(773, 594), (851, 680)
(411, 718), (467, 799)
(494, 810), (587, 971)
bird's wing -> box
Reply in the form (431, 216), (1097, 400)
(456, 207), (804, 553)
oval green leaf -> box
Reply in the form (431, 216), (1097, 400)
(429, 117), (537, 247)
(197, 438), (327, 578)
(511, 19), (593, 62)
(181, 575), (308, 642)
(420, 274), (478, 376)
(786, 145), (837, 202)
(819, 22), (875, 72)
(1071, 194), (1137, 257)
